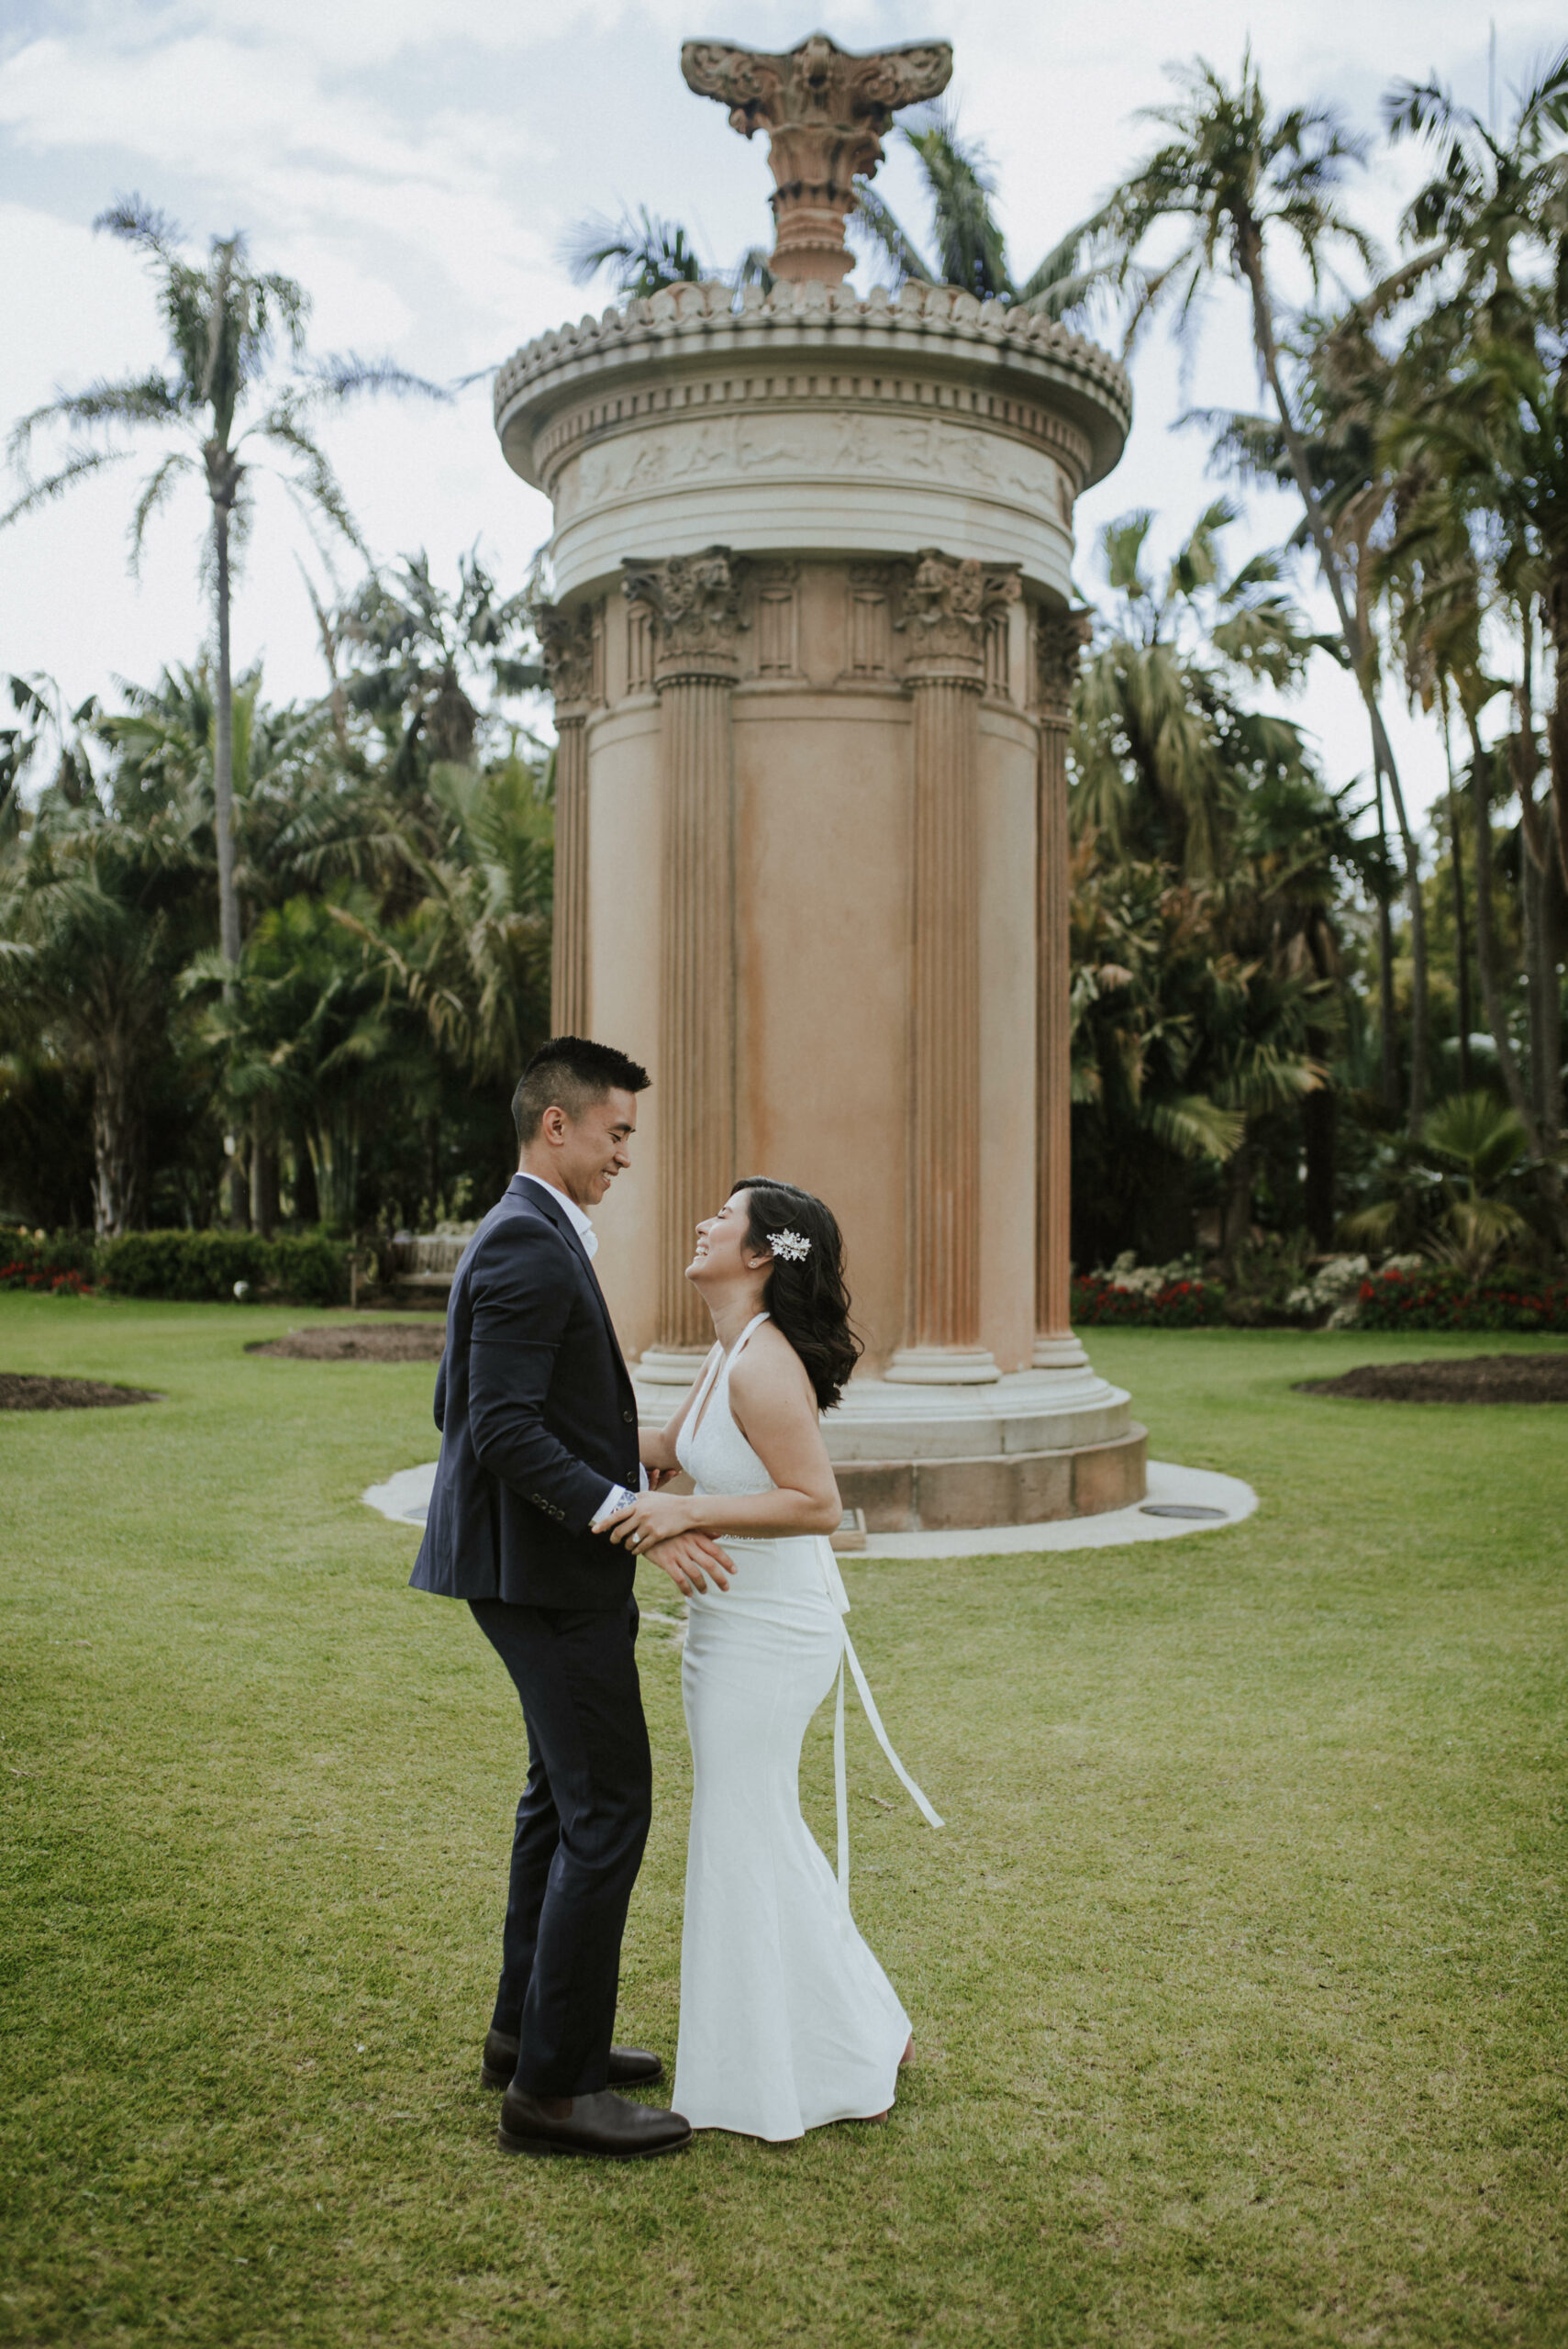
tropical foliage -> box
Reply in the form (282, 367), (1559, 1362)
(4, 61), (1565, 1302)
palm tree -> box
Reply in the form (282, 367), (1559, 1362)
(1378, 52), (1568, 1149)
(1073, 498), (1328, 876)
(565, 109), (1082, 315)
(340, 550), (540, 791)
(333, 756), (553, 1089)
(1065, 53), (1440, 1139)
(850, 108), (1090, 313)
(0, 736), (206, 1234)
(1195, 308), (1431, 1121)
(1383, 50), (1568, 882)
(563, 207), (772, 300)
(3, 198), (441, 995)
(1342, 1089), (1542, 1274)
(187, 893), (394, 1233)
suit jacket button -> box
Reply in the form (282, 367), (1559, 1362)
(622, 1408), (635, 1424)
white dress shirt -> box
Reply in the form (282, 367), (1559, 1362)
(516, 1171), (642, 1523)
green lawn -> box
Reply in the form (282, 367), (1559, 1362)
(2, 1295), (1564, 2348)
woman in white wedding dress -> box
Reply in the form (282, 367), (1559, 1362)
(595, 1179), (940, 2142)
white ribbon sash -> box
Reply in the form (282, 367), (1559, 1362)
(818, 1536), (943, 1902)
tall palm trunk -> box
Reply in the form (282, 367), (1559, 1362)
(1546, 573), (1568, 895)
(210, 492), (240, 969)
(90, 1032), (141, 1238)
(1302, 1040), (1337, 1249)
(1465, 720), (1538, 1150)
(250, 1106), (278, 1237)
(1373, 772), (1399, 1115)
(1509, 640), (1563, 1152)
(1237, 221), (1429, 1131)
(1448, 772), (1473, 1092)
(210, 471), (247, 1226)
(1522, 849), (1562, 1152)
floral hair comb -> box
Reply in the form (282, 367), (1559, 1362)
(769, 1229), (811, 1264)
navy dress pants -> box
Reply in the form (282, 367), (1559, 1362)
(469, 1597), (651, 2098)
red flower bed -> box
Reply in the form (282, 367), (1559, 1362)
(1071, 1274), (1226, 1328)
(1356, 1266), (1568, 1332)
(0, 1259), (95, 1296)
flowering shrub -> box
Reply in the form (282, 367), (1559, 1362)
(0, 1230), (98, 1292)
(1355, 1265), (1568, 1333)
(1284, 1252), (1427, 1330)
(1072, 1254), (1226, 1327)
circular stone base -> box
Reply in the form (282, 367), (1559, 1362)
(835, 1422), (1147, 1532)
(365, 1457), (1249, 1556)
(630, 1363), (1143, 1531)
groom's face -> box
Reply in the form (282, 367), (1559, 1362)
(555, 1085), (639, 1208)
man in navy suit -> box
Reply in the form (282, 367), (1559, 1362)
(411, 1035), (729, 2160)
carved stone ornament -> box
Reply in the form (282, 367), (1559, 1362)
(682, 32), (952, 284)
(899, 550), (1021, 679)
(621, 547), (747, 682)
(1033, 606), (1095, 717)
(536, 601), (597, 710)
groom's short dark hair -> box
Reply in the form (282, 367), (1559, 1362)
(512, 1036), (651, 1146)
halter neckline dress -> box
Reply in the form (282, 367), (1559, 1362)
(671, 1312), (940, 2141)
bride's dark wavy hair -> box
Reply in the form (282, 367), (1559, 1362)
(734, 1176), (862, 1412)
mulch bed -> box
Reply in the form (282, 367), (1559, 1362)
(247, 1323), (446, 1363)
(1298, 1353), (1568, 1405)
(1, 1375), (161, 1410)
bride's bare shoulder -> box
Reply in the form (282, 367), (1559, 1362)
(729, 1320), (813, 1404)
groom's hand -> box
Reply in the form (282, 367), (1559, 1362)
(643, 1531), (734, 1597)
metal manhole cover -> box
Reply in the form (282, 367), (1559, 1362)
(1139, 1502), (1228, 1521)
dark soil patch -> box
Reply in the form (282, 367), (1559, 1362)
(1298, 1353), (1568, 1404)
(1, 1374), (160, 1410)
(247, 1323), (445, 1363)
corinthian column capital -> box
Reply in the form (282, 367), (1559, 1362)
(1033, 606), (1094, 718)
(622, 548), (747, 685)
(899, 550), (1020, 685)
(537, 601), (597, 712)
(681, 33), (951, 284)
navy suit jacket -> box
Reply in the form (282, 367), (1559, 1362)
(409, 1175), (641, 1609)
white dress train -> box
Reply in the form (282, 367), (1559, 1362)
(671, 1313), (941, 2142)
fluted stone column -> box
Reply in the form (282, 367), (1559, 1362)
(623, 550), (743, 1372)
(887, 552), (1018, 1386)
(538, 602), (597, 1037)
(1033, 607), (1093, 1371)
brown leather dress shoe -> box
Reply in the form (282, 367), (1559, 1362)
(497, 2086), (692, 2160)
(481, 2029), (664, 2090)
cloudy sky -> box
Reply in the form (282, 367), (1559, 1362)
(1, 0), (1561, 826)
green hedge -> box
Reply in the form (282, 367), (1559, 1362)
(1355, 1266), (1568, 1332)
(98, 1230), (349, 1306)
(0, 1227), (349, 1307)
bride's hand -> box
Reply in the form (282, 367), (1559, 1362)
(592, 1490), (692, 1549)
(643, 1531), (734, 1598)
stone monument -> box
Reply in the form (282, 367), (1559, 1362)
(495, 30), (1146, 1530)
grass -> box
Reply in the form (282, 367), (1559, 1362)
(2, 1293), (1564, 2349)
